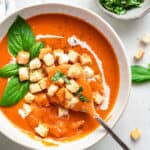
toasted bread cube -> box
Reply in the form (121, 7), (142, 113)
(35, 93), (50, 107)
(29, 58), (41, 70)
(83, 66), (94, 78)
(47, 84), (59, 96)
(53, 49), (64, 59)
(58, 54), (69, 65)
(39, 47), (52, 59)
(130, 128), (142, 141)
(38, 78), (47, 90)
(134, 49), (144, 60)
(54, 78), (64, 86)
(24, 92), (35, 104)
(66, 80), (79, 93)
(80, 54), (92, 65)
(66, 97), (79, 108)
(30, 69), (44, 82)
(56, 88), (65, 103)
(43, 53), (55, 66)
(65, 89), (73, 100)
(140, 34), (150, 45)
(35, 123), (49, 137)
(18, 104), (31, 119)
(19, 67), (29, 81)
(30, 83), (42, 94)
(68, 50), (79, 63)
(92, 92), (104, 105)
(58, 107), (69, 118)
(68, 64), (82, 78)
(16, 51), (30, 65)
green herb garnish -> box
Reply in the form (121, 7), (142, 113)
(51, 71), (70, 84)
(131, 65), (150, 83)
(99, 0), (144, 15)
(0, 64), (19, 78)
(73, 86), (88, 102)
(0, 76), (29, 106)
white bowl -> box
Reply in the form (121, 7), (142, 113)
(96, 0), (150, 20)
(0, 3), (131, 150)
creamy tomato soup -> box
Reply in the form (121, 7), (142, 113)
(0, 14), (119, 141)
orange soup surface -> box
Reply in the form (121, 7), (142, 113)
(0, 14), (119, 141)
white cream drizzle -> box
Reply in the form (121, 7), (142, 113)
(36, 34), (64, 40)
(67, 35), (110, 110)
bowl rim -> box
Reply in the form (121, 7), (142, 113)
(0, 3), (131, 150)
(96, 0), (150, 20)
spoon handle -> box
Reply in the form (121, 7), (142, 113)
(96, 116), (130, 150)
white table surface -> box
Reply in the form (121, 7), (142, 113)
(0, 0), (150, 150)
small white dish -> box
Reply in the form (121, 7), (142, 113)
(0, 3), (131, 150)
(96, 0), (150, 20)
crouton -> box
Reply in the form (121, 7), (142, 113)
(80, 53), (92, 65)
(65, 89), (73, 100)
(39, 47), (52, 59)
(35, 123), (49, 137)
(58, 54), (69, 65)
(66, 97), (79, 108)
(72, 120), (85, 129)
(66, 79), (79, 93)
(53, 49), (64, 59)
(58, 107), (69, 118)
(47, 84), (59, 96)
(24, 92), (35, 104)
(42, 53), (55, 66)
(38, 78), (48, 90)
(68, 50), (79, 63)
(16, 51), (30, 65)
(29, 58), (41, 70)
(67, 64), (82, 78)
(19, 67), (29, 81)
(54, 78), (64, 86)
(83, 66), (94, 78)
(56, 88), (65, 103)
(18, 104), (32, 119)
(92, 92), (104, 105)
(130, 128), (142, 141)
(134, 49), (144, 60)
(29, 69), (44, 82)
(140, 33), (150, 45)
(35, 93), (50, 107)
(29, 83), (42, 94)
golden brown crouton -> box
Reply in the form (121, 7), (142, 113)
(16, 51), (30, 65)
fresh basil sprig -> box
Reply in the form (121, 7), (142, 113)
(131, 65), (150, 83)
(51, 71), (70, 84)
(0, 76), (29, 106)
(8, 16), (35, 57)
(0, 64), (19, 78)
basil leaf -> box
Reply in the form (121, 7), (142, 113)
(51, 71), (70, 84)
(131, 65), (150, 83)
(0, 76), (29, 106)
(30, 42), (44, 59)
(0, 64), (19, 78)
(79, 94), (89, 102)
(8, 16), (35, 57)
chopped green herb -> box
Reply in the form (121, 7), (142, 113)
(99, 0), (144, 15)
(79, 94), (89, 102)
(73, 86), (88, 102)
(51, 71), (70, 84)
